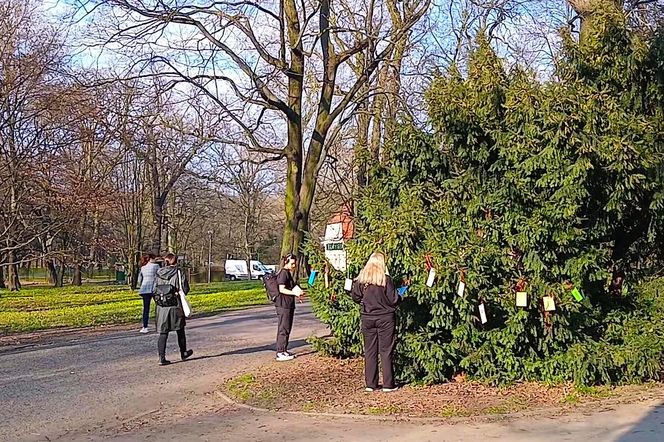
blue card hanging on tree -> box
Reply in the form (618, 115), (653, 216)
(397, 286), (408, 297)
(308, 270), (317, 286)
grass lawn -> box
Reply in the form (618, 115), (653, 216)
(0, 281), (268, 335)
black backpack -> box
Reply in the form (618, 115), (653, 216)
(263, 270), (281, 303)
(153, 274), (179, 307)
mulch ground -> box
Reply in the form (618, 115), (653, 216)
(221, 353), (664, 419)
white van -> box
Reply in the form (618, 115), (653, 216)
(224, 259), (273, 280)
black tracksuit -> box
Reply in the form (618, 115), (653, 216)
(351, 276), (399, 389)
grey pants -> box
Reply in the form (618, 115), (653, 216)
(361, 313), (396, 389)
(276, 307), (295, 353)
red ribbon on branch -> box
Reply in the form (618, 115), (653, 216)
(425, 254), (434, 271)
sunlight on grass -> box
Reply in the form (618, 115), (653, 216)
(0, 281), (267, 334)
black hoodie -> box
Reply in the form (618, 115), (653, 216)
(351, 275), (398, 316)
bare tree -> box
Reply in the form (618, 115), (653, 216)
(79, 0), (432, 263)
(0, 0), (72, 290)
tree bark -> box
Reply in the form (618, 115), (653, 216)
(47, 259), (59, 286)
(279, 0), (305, 259)
(568, 0), (625, 41)
(0, 264), (5, 289)
(6, 251), (21, 291)
(57, 259), (65, 288)
(354, 86), (371, 188)
(72, 263), (83, 286)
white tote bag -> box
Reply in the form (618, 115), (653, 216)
(178, 270), (192, 318)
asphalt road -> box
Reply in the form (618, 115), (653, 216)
(2, 302), (664, 442)
(0, 303), (324, 442)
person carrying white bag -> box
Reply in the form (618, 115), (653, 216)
(153, 253), (194, 366)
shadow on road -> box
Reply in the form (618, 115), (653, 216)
(184, 338), (313, 363)
(615, 402), (664, 441)
(189, 308), (315, 331)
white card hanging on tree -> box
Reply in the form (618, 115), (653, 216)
(344, 278), (353, 291)
(426, 268), (436, 287)
(543, 296), (556, 311)
(516, 291), (528, 307)
(479, 303), (488, 324)
(457, 281), (466, 297)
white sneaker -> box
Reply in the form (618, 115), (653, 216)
(382, 387), (398, 392)
(365, 387), (375, 392)
(139, 327), (149, 334)
(275, 352), (294, 361)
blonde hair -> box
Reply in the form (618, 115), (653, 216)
(356, 252), (387, 287)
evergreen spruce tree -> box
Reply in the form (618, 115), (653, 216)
(307, 6), (664, 386)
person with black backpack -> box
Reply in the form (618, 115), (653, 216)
(153, 253), (193, 366)
(264, 254), (303, 361)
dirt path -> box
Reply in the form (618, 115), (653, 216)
(63, 394), (664, 441)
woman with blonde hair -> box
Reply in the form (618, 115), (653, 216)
(351, 252), (399, 392)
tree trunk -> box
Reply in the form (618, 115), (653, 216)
(279, 0), (305, 260)
(0, 264), (5, 289)
(370, 65), (388, 161)
(57, 260), (65, 288)
(47, 259), (59, 286)
(152, 195), (166, 254)
(6, 251), (21, 291)
(355, 89), (371, 188)
(568, 0), (624, 41)
(72, 263), (83, 286)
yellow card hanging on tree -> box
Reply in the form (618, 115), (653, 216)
(543, 296), (556, 312)
(516, 291), (528, 307)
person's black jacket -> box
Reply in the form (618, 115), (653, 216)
(351, 275), (398, 316)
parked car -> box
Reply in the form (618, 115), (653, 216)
(224, 259), (273, 280)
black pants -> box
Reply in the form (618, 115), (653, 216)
(361, 313), (396, 389)
(275, 307), (295, 353)
(158, 329), (187, 359)
(140, 294), (152, 328)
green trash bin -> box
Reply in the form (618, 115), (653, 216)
(115, 266), (126, 284)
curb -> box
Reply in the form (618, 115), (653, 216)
(214, 386), (664, 424)
(214, 390), (484, 423)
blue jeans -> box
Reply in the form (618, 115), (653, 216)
(140, 294), (152, 328)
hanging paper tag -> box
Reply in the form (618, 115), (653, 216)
(308, 270), (317, 286)
(571, 288), (583, 302)
(516, 291), (528, 307)
(479, 303), (487, 324)
(543, 296), (556, 311)
(426, 268), (436, 287)
(324, 272), (329, 288)
(457, 281), (466, 297)
(397, 286), (408, 297)
(344, 278), (353, 291)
